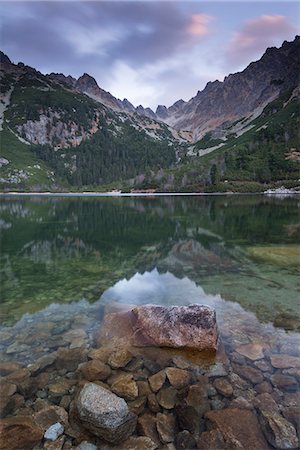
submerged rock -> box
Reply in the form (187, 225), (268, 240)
(0, 416), (43, 450)
(258, 410), (298, 449)
(132, 304), (218, 350)
(44, 422), (64, 441)
(77, 382), (137, 443)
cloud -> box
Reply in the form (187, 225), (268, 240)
(226, 15), (298, 67)
(187, 14), (213, 37)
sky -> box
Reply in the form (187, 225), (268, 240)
(1, 1), (299, 109)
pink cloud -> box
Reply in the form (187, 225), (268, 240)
(187, 14), (213, 37)
(226, 15), (298, 67)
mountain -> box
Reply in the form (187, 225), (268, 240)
(154, 36), (300, 140)
(0, 36), (299, 192)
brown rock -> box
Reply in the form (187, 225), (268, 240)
(55, 348), (87, 372)
(111, 374), (139, 401)
(156, 413), (176, 443)
(44, 435), (65, 450)
(34, 405), (69, 430)
(205, 408), (270, 450)
(97, 311), (135, 347)
(165, 368), (191, 389)
(128, 396), (147, 415)
(4, 368), (30, 385)
(0, 362), (22, 376)
(229, 396), (253, 410)
(137, 381), (151, 397)
(175, 405), (200, 433)
(254, 393), (280, 414)
(0, 394), (25, 418)
(236, 343), (264, 361)
(27, 352), (57, 375)
(283, 392), (300, 407)
(149, 370), (166, 393)
(175, 430), (197, 450)
(254, 381), (273, 394)
(270, 373), (298, 391)
(147, 393), (161, 413)
(157, 387), (177, 409)
(108, 349), (133, 369)
(197, 429), (225, 450)
(132, 304), (218, 350)
(232, 363), (264, 385)
(0, 381), (17, 397)
(254, 359), (273, 372)
(258, 410), (298, 449)
(88, 347), (112, 363)
(137, 413), (160, 446)
(79, 360), (111, 382)
(213, 379), (233, 397)
(186, 384), (210, 417)
(117, 436), (158, 450)
(48, 379), (75, 398)
(270, 355), (300, 369)
(0, 416), (43, 449)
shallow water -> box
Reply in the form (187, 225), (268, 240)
(0, 194), (299, 448)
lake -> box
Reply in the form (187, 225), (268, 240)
(0, 194), (299, 448)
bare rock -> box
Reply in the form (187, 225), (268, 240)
(156, 413), (176, 443)
(111, 374), (139, 401)
(137, 413), (160, 446)
(213, 378), (233, 397)
(55, 348), (87, 372)
(232, 363), (264, 385)
(175, 430), (197, 450)
(157, 387), (177, 409)
(147, 393), (161, 413)
(258, 410), (299, 449)
(186, 384), (210, 417)
(0, 362), (22, 376)
(77, 382), (137, 443)
(132, 305), (218, 350)
(235, 343), (264, 361)
(149, 370), (166, 393)
(0, 416), (43, 450)
(270, 373), (298, 391)
(108, 349), (133, 369)
(205, 408), (270, 450)
(34, 405), (69, 431)
(117, 436), (158, 450)
(270, 355), (300, 369)
(79, 360), (111, 382)
(165, 367), (191, 389)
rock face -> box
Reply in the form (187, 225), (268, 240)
(132, 304), (218, 351)
(77, 382), (137, 443)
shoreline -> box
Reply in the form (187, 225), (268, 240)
(1, 190), (300, 197)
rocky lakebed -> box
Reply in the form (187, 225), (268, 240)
(0, 300), (299, 450)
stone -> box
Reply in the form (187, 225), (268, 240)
(149, 370), (166, 393)
(0, 416), (43, 449)
(283, 368), (300, 380)
(108, 349), (133, 369)
(27, 352), (57, 375)
(0, 362), (22, 376)
(4, 368), (30, 384)
(137, 413), (160, 446)
(128, 396), (147, 415)
(156, 387), (177, 409)
(132, 304), (218, 350)
(175, 430), (197, 450)
(55, 348), (87, 372)
(88, 347), (112, 363)
(205, 408), (270, 450)
(213, 378), (233, 397)
(137, 381), (151, 397)
(235, 343), (264, 361)
(175, 405), (199, 433)
(156, 413), (176, 443)
(270, 355), (300, 369)
(0, 381), (17, 397)
(186, 384), (210, 417)
(48, 379), (74, 398)
(44, 422), (64, 441)
(77, 382), (137, 443)
(165, 367), (191, 389)
(258, 410), (298, 449)
(147, 393), (161, 413)
(75, 442), (98, 450)
(283, 392), (300, 407)
(232, 363), (264, 385)
(79, 360), (111, 381)
(34, 405), (69, 430)
(0, 394), (25, 418)
(270, 373), (298, 391)
(111, 374), (139, 401)
(229, 396), (253, 410)
(117, 436), (158, 450)
(44, 435), (65, 450)
(254, 381), (273, 394)
(254, 360), (273, 372)
(197, 430), (226, 450)
(206, 362), (228, 378)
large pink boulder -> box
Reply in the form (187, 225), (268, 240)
(132, 304), (218, 351)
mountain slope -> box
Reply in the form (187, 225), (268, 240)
(156, 36), (300, 140)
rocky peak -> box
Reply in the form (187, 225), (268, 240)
(48, 73), (76, 88)
(0, 51), (11, 65)
(121, 98), (135, 112)
(156, 105), (169, 119)
(136, 105), (156, 120)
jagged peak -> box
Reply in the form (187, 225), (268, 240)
(0, 51), (11, 65)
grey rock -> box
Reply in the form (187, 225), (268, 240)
(75, 442), (98, 450)
(258, 410), (299, 449)
(77, 382), (137, 443)
(44, 422), (64, 441)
